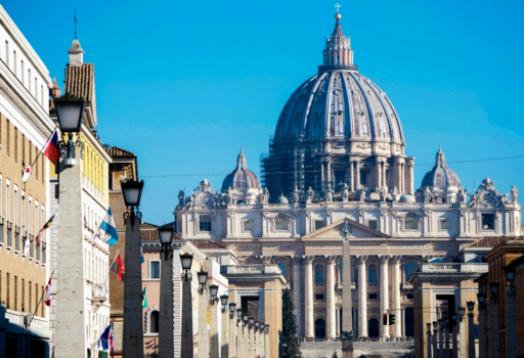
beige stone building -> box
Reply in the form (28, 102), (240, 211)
(175, 10), (522, 357)
(0, 4), (54, 356)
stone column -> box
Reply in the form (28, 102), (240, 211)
(228, 313), (237, 358)
(158, 249), (174, 358)
(304, 256), (315, 339)
(355, 160), (361, 190)
(209, 302), (219, 358)
(292, 257), (303, 336)
(375, 158), (382, 191)
(392, 257), (402, 338)
(54, 159), (88, 358)
(181, 272), (194, 358)
(221, 307), (229, 358)
(198, 287), (209, 358)
(349, 159), (355, 192)
(406, 158), (415, 195)
(326, 256), (337, 339)
(380, 256), (390, 338)
(357, 256), (368, 338)
(342, 236), (353, 334)
(122, 213), (145, 358)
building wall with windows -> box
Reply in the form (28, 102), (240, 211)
(0, 4), (54, 355)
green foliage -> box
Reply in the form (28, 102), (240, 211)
(280, 289), (301, 357)
(331, 353), (338, 358)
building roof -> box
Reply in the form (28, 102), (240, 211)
(465, 236), (505, 249)
(65, 63), (95, 104)
(191, 240), (227, 250)
(420, 148), (461, 191)
(105, 146), (136, 159)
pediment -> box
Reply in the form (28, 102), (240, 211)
(303, 218), (390, 241)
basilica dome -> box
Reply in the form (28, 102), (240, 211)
(420, 148), (461, 192)
(263, 11), (413, 201)
(273, 15), (405, 147)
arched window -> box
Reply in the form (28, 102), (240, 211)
(368, 264), (377, 284)
(404, 213), (419, 230)
(150, 310), (160, 333)
(315, 264), (325, 285)
(275, 215), (289, 231)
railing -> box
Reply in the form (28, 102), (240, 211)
(223, 264), (282, 275)
(91, 283), (108, 305)
(420, 262), (487, 273)
(300, 337), (414, 344)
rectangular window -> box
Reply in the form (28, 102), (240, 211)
(315, 293), (325, 300)
(21, 278), (24, 312)
(28, 281), (32, 313)
(314, 219), (326, 231)
(34, 284), (38, 316)
(404, 214), (419, 231)
(6, 273), (10, 308)
(275, 215), (289, 231)
(6, 120), (10, 156)
(6, 182), (10, 222)
(13, 50), (16, 75)
(368, 293), (378, 300)
(149, 261), (160, 279)
(21, 60), (24, 84)
(14, 127), (17, 162)
(199, 215), (212, 232)
(439, 218), (450, 231)
(5, 41), (9, 67)
(481, 213), (495, 230)
(14, 275), (17, 310)
(368, 220), (378, 230)
(13, 187), (18, 226)
(242, 219), (254, 233)
(21, 135), (25, 165)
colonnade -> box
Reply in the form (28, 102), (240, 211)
(292, 255), (404, 340)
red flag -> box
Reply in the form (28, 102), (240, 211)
(111, 253), (124, 282)
(44, 277), (52, 306)
(43, 131), (59, 164)
(35, 215), (54, 246)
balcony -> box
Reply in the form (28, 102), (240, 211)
(4, 308), (50, 339)
(91, 283), (108, 306)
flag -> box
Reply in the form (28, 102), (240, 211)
(43, 130), (60, 164)
(142, 287), (148, 309)
(44, 276), (52, 306)
(111, 253), (124, 282)
(35, 215), (55, 246)
(98, 324), (114, 352)
(22, 165), (32, 183)
(99, 208), (118, 246)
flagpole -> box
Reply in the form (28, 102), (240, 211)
(27, 270), (55, 328)
(30, 126), (59, 168)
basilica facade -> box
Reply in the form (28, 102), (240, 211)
(175, 11), (521, 344)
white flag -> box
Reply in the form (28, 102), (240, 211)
(22, 166), (32, 183)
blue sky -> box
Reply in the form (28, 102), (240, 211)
(4, 0), (524, 223)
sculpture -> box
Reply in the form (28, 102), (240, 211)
(510, 185), (518, 203)
(306, 186), (315, 204)
(342, 183), (350, 202)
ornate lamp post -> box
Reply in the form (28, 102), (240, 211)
(180, 253), (194, 357)
(219, 294), (229, 357)
(53, 96), (89, 357)
(197, 268), (209, 357)
(121, 178), (145, 358)
(158, 224), (174, 358)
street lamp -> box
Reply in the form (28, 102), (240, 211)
(467, 301), (475, 358)
(158, 224), (174, 260)
(197, 270), (208, 292)
(236, 308), (243, 322)
(466, 301), (475, 312)
(120, 177), (145, 358)
(228, 302), (237, 318)
(209, 284), (219, 304)
(220, 294), (229, 312)
(55, 95), (85, 168)
(180, 253), (193, 280)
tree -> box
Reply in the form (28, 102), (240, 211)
(280, 289), (301, 357)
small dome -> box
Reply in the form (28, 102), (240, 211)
(278, 194), (289, 204)
(221, 151), (260, 192)
(420, 148), (461, 191)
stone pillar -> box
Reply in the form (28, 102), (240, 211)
(292, 257), (303, 336)
(326, 256), (337, 339)
(159, 250), (174, 358)
(380, 256), (390, 338)
(209, 302), (220, 358)
(355, 160), (361, 190)
(375, 158), (382, 191)
(54, 159), (88, 358)
(221, 307), (229, 358)
(198, 288), (209, 358)
(349, 159), (355, 192)
(229, 313), (237, 358)
(304, 256), (315, 339)
(342, 237), (353, 334)
(406, 158), (415, 195)
(357, 256), (368, 337)
(393, 257), (402, 338)
(181, 273), (194, 358)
